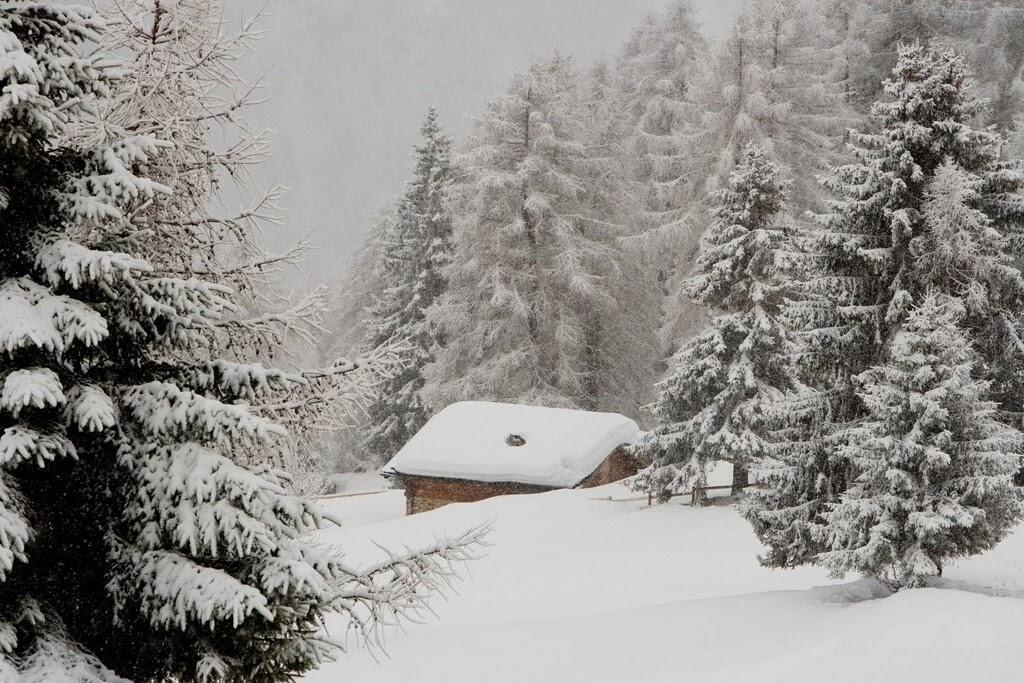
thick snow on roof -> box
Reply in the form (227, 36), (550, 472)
(382, 401), (641, 488)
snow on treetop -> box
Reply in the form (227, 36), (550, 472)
(382, 401), (640, 488)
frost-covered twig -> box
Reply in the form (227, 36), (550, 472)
(243, 339), (409, 494)
(326, 524), (492, 656)
(71, 1), (327, 361)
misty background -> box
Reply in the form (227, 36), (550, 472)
(241, 0), (741, 285)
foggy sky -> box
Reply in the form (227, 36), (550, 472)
(243, 0), (741, 285)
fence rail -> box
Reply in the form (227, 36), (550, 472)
(314, 488), (391, 501)
(590, 481), (762, 505)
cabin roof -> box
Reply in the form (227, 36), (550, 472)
(382, 401), (641, 488)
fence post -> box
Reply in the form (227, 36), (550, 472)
(731, 463), (749, 496)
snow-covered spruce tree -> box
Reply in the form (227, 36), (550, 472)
(818, 294), (1022, 589)
(635, 145), (793, 503)
(363, 108), (454, 462)
(424, 54), (651, 414)
(0, 6), (480, 680)
(80, 0), (401, 490)
(744, 44), (1024, 569)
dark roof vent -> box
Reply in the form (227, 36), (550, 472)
(505, 433), (526, 447)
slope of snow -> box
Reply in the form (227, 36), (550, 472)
(305, 484), (1024, 683)
(382, 401), (640, 487)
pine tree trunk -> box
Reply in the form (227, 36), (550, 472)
(731, 463), (749, 496)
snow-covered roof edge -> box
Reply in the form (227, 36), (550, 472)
(382, 401), (641, 488)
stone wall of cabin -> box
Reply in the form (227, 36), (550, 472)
(403, 476), (552, 515)
(578, 448), (641, 488)
(400, 447), (640, 514)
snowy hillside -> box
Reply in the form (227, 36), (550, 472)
(305, 485), (1024, 683)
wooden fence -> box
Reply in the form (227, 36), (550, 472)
(590, 481), (762, 505)
(314, 488), (391, 501)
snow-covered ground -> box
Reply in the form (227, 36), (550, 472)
(305, 475), (1024, 683)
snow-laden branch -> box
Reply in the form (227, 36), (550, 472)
(326, 523), (492, 655)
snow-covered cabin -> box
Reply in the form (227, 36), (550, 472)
(382, 401), (642, 514)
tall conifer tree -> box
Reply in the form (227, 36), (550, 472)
(425, 54), (653, 415)
(637, 145), (793, 502)
(819, 295), (1022, 588)
(617, 1), (705, 250)
(746, 44), (1024, 568)
(364, 109), (454, 461)
(81, 0), (404, 490)
(0, 6), (480, 679)
(0, 6), (341, 678)
(614, 3), (707, 349)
